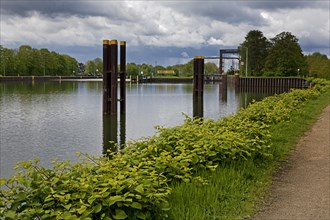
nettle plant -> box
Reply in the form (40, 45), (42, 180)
(1, 82), (327, 219)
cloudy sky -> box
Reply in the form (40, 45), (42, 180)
(0, 0), (329, 66)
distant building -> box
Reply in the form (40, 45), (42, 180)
(156, 70), (175, 76)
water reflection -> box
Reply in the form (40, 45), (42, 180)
(220, 83), (228, 102)
(1, 80), (281, 179)
(193, 95), (203, 118)
(102, 114), (118, 153)
(102, 113), (126, 154)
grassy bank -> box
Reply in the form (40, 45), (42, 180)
(168, 87), (330, 219)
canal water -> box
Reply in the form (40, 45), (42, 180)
(0, 80), (269, 178)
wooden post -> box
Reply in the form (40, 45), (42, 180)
(119, 112), (126, 149)
(109, 40), (118, 115)
(119, 41), (127, 149)
(193, 56), (204, 118)
(103, 40), (111, 114)
(219, 50), (223, 75)
(102, 114), (118, 154)
(234, 74), (240, 91)
(120, 41), (126, 114)
(221, 74), (227, 102)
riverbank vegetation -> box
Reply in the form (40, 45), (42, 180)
(1, 30), (329, 79)
(1, 78), (329, 219)
(0, 45), (80, 76)
(168, 78), (330, 219)
(240, 31), (329, 79)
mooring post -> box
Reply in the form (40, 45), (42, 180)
(102, 114), (118, 154)
(119, 41), (126, 149)
(109, 40), (118, 115)
(119, 112), (126, 149)
(120, 41), (126, 114)
(193, 56), (204, 118)
(219, 50), (223, 75)
(234, 73), (240, 91)
(102, 40), (111, 114)
(221, 73), (227, 101)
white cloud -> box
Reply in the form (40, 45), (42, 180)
(207, 37), (224, 45)
(181, 51), (189, 58)
(1, 12), (105, 46)
(259, 7), (330, 50)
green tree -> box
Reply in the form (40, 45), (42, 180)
(0, 45), (78, 76)
(94, 58), (103, 75)
(62, 55), (78, 75)
(126, 63), (139, 76)
(85, 58), (102, 75)
(39, 48), (50, 76)
(204, 62), (218, 75)
(16, 45), (34, 75)
(140, 63), (153, 76)
(305, 52), (330, 79)
(31, 48), (43, 75)
(240, 30), (270, 76)
(263, 32), (307, 76)
(0, 46), (16, 76)
(181, 59), (194, 77)
(49, 51), (61, 75)
(85, 60), (96, 75)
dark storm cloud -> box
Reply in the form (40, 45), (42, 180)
(243, 0), (326, 10)
(161, 1), (264, 25)
(0, 0), (134, 22)
(161, 0), (328, 26)
(2, 0), (82, 16)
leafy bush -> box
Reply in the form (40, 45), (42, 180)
(0, 156), (171, 220)
(307, 77), (330, 93)
(1, 81), (328, 219)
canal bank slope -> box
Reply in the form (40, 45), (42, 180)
(252, 105), (330, 220)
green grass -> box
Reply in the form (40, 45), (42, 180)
(270, 91), (330, 161)
(168, 161), (270, 219)
(168, 90), (330, 220)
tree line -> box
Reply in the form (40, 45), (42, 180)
(1, 30), (329, 79)
(0, 44), (218, 77)
(239, 30), (329, 79)
(0, 45), (80, 76)
(84, 58), (219, 77)
(84, 30), (329, 79)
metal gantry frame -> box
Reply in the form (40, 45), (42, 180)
(219, 49), (240, 75)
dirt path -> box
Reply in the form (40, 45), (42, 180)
(253, 105), (330, 220)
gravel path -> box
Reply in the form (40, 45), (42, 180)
(252, 105), (330, 220)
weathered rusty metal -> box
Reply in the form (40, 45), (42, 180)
(120, 41), (126, 114)
(221, 74), (227, 102)
(193, 56), (204, 118)
(219, 48), (239, 74)
(103, 40), (110, 114)
(102, 39), (128, 152)
(109, 40), (118, 115)
(237, 77), (308, 93)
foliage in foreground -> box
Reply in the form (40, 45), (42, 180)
(1, 79), (328, 219)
